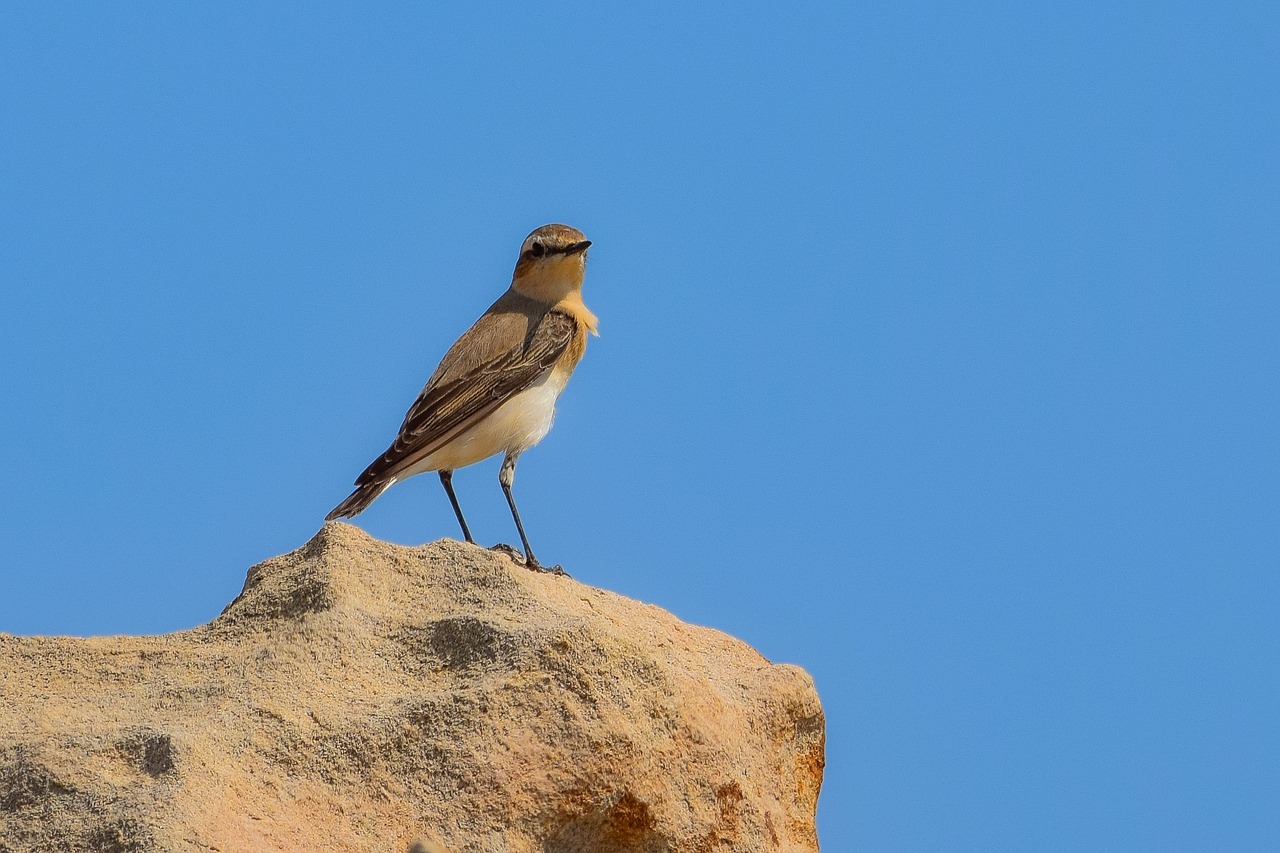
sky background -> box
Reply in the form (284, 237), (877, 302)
(2, 2), (1277, 850)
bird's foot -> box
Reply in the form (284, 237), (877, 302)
(489, 543), (523, 560)
(489, 544), (568, 577)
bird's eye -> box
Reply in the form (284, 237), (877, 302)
(529, 242), (545, 257)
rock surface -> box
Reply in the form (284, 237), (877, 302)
(0, 523), (824, 852)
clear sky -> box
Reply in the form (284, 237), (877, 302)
(2, 3), (1276, 850)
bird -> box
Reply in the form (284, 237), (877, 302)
(326, 223), (597, 572)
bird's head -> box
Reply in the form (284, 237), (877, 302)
(511, 224), (591, 302)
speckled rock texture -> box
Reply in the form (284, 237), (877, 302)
(0, 523), (824, 852)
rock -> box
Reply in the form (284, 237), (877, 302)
(0, 523), (824, 852)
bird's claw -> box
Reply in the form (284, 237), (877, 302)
(489, 544), (568, 577)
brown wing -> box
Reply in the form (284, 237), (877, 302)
(353, 306), (576, 486)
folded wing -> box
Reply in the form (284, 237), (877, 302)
(354, 308), (577, 488)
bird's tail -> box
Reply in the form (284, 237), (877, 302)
(325, 479), (393, 521)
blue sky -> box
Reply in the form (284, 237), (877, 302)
(2, 3), (1277, 849)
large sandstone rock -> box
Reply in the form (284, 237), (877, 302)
(0, 523), (824, 852)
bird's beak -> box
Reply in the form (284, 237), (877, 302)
(565, 240), (592, 255)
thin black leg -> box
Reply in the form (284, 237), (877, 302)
(501, 480), (538, 567)
(438, 469), (474, 544)
(499, 452), (539, 568)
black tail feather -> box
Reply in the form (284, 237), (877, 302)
(325, 480), (391, 520)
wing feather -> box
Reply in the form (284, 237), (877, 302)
(354, 307), (576, 486)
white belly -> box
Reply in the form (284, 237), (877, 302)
(402, 369), (566, 475)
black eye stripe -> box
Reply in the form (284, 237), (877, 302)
(523, 239), (587, 259)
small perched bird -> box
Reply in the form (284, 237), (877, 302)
(327, 223), (597, 571)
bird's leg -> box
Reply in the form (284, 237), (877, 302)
(438, 469), (475, 544)
(498, 452), (537, 565)
(498, 452), (562, 574)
